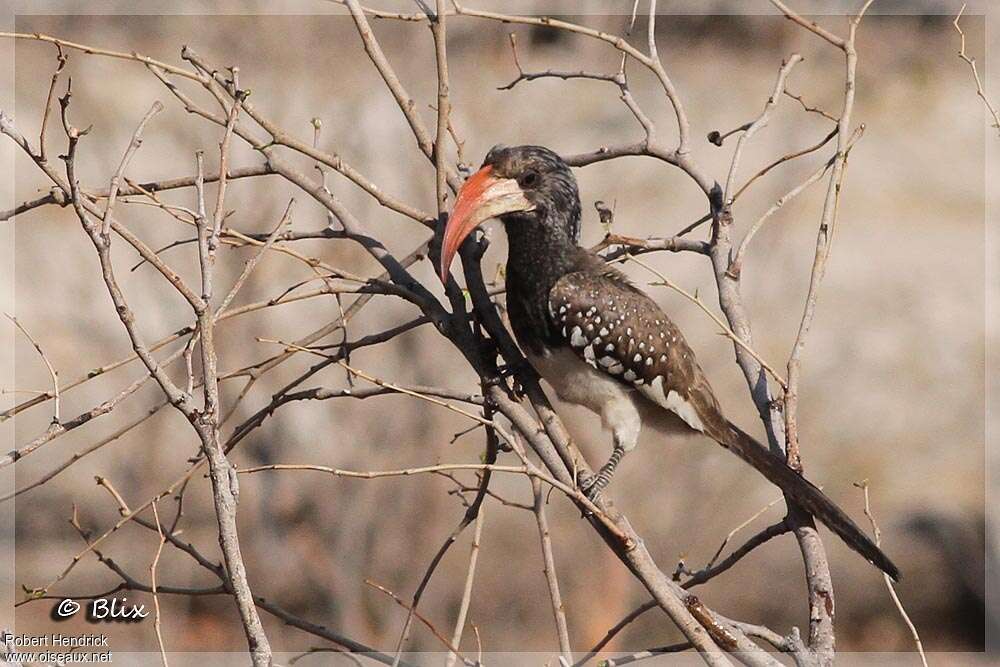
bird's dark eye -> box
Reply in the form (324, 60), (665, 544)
(518, 171), (539, 188)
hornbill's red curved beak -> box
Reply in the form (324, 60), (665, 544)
(438, 165), (534, 283)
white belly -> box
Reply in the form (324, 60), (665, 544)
(526, 345), (696, 453)
(527, 346), (643, 451)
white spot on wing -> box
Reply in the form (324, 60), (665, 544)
(639, 377), (705, 432)
(570, 326), (587, 347)
(665, 389), (704, 431)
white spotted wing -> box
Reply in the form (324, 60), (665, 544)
(547, 268), (725, 434)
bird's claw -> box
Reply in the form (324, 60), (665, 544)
(579, 471), (609, 504)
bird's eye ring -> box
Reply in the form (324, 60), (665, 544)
(519, 171), (539, 188)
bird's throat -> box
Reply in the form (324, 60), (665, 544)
(503, 213), (581, 297)
(502, 212), (589, 353)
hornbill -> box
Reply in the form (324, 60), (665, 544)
(438, 144), (899, 581)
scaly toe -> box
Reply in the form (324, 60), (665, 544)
(581, 472), (609, 503)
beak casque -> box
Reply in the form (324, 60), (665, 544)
(438, 165), (534, 283)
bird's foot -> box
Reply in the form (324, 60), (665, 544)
(579, 444), (625, 504)
(579, 470), (610, 504)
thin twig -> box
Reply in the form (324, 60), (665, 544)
(723, 54), (803, 205)
(783, 89), (839, 122)
(728, 125), (864, 278)
(603, 642), (692, 666)
(704, 495), (785, 572)
(102, 100), (164, 237)
(733, 127), (838, 202)
(1, 31), (201, 80)
(768, 1), (846, 49)
(532, 477), (572, 663)
(855, 480), (927, 667)
(445, 506), (486, 667)
(364, 580), (472, 664)
(626, 255), (788, 389)
(215, 199), (295, 317)
(2, 399), (166, 502)
(953, 4), (1000, 135)
(149, 501), (170, 667)
(5, 313), (59, 424)
(211, 68), (243, 252)
(38, 42), (68, 162)
(238, 462), (618, 536)
(2, 165), (275, 222)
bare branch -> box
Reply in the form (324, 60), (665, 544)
(768, 1), (846, 49)
(0, 31), (200, 80)
(445, 506), (485, 667)
(192, 141), (273, 665)
(783, 89), (839, 122)
(149, 501), (170, 667)
(728, 126), (864, 279)
(431, 0), (453, 214)
(215, 199), (295, 317)
(723, 54), (804, 204)
(603, 642), (692, 666)
(2, 165), (274, 222)
(953, 3), (1000, 134)
(498, 32), (620, 91)
(731, 127), (838, 204)
(365, 580), (473, 664)
(2, 399), (166, 502)
(855, 480), (927, 667)
(102, 100), (163, 237)
(344, 0), (461, 192)
(532, 477), (572, 663)
(38, 42), (68, 162)
(5, 314), (60, 424)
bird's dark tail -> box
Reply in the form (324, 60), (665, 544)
(714, 420), (900, 581)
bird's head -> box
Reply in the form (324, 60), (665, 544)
(439, 144), (581, 282)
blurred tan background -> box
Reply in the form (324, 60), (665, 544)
(3, 1), (995, 663)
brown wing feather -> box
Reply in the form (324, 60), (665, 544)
(548, 269), (727, 434)
(547, 267), (900, 580)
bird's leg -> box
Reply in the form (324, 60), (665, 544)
(582, 441), (627, 501)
